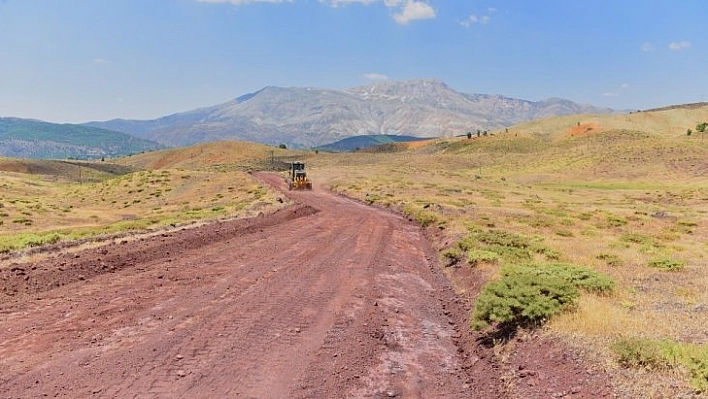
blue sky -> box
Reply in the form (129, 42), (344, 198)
(0, 0), (706, 123)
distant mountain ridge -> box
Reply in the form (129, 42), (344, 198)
(0, 117), (163, 159)
(316, 134), (430, 152)
(86, 79), (618, 148)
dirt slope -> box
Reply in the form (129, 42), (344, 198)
(0, 173), (503, 398)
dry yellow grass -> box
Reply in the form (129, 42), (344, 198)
(1, 106), (707, 395)
(0, 142), (290, 254)
(310, 105), (708, 395)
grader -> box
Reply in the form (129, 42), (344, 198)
(287, 161), (312, 190)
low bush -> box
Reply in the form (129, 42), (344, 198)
(467, 249), (501, 266)
(647, 258), (685, 271)
(471, 271), (578, 330)
(612, 338), (708, 392)
(471, 263), (614, 331)
(441, 246), (464, 267)
(597, 252), (623, 267)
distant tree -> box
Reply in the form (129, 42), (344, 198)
(278, 143), (287, 149)
(483, 130), (488, 136)
(697, 122), (708, 133)
(466, 132), (472, 139)
(505, 128), (509, 133)
(687, 129), (693, 136)
(477, 129), (481, 137)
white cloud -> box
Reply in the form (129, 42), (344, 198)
(602, 92), (619, 97)
(324, 0), (378, 6)
(459, 14), (490, 27)
(641, 42), (654, 52)
(93, 58), (110, 64)
(206, 0), (435, 25)
(393, 1), (435, 25)
(364, 73), (389, 80)
(620, 83), (630, 89)
(197, 0), (292, 4)
(669, 41), (691, 51)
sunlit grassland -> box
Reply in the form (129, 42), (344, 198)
(0, 142), (292, 254)
(310, 111), (708, 394)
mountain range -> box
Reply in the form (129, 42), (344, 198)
(87, 79), (618, 148)
(0, 118), (163, 159)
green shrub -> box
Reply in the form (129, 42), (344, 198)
(471, 272), (578, 330)
(597, 253), (623, 267)
(612, 338), (708, 392)
(647, 258), (685, 271)
(472, 263), (613, 330)
(503, 263), (615, 294)
(467, 249), (500, 266)
(414, 210), (437, 227)
(441, 246), (464, 267)
(620, 233), (660, 246)
(606, 215), (628, 227)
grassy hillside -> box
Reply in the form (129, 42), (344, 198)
(0, 142), (292, 254)
(0, 117), (163, 159)
(310, 104), (708, 396)
(1, 105), (707, 396)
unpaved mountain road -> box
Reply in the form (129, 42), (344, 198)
(0, 172), (502, 398)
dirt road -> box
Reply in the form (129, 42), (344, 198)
(0, 172), (502, 398)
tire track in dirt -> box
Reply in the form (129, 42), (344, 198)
(0, 172), (503, 398)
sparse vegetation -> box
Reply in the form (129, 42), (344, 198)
(317, 104), (708, 395)
(647, 258), (685, 271)
(612, 338), (708, 392)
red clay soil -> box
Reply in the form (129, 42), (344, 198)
(0, 173), (503, 398)
(565, 123), (603, 138)
(0, 172), (618, 398)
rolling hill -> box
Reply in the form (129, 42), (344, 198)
(86, 79), (617, 149)
(0, 117), (163, 159)
(315, 134), (430, 152)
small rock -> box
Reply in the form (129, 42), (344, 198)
(176, 354), (184, 360)
(176, 369), (187, 378)
(571, 386), (582, 394)
(294, 327), (301, 333)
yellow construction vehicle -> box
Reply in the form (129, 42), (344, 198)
(287, 161), (312, 190)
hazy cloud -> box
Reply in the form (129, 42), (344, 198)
(641, 42), (654, 52)
(459, 14), (490, 27)
(197, 0), (292, 4)
(393, 1), (435, 25)
(324, 0), (378, 6)
(602, 92), (619, 97)
(364, 73), (389, 80)
(669, 41), (691, 51)
(323, 0), (434, 25)
(93, 58), (111, 64)
(206, 0), (434, 25)
(620, 83), (630, 89)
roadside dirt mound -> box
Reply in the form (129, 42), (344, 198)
(565, 123), (603, 138)
(504, 334), (616, 398)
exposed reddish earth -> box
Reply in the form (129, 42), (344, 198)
(0, 173), (617, 398)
